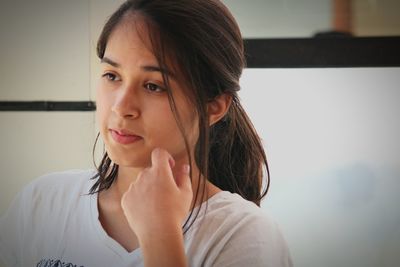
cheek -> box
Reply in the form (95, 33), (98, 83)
(142, 109), (183, 150)
(147, 109), (178, 142)
(95, 103), (106, 130)
(95, 86), (112, 127)
(156, 112), (198, 154)
(181, 104), (199, 143)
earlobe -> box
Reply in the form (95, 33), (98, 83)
(208, 94), (232, 126)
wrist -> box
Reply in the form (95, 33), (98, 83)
(139, 225), (188, 267)
(136, 217), (183, 238)
(138, 223), (183, 244)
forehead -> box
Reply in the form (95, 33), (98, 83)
(105, 17), (155, 62)
(105, 16), (183, 77)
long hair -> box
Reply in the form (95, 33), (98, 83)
(90, 0), (270, 232)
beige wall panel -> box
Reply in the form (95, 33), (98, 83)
(353, 0), (400, 36)
(222, 0), (331, 38)
(0, 112), (96, 216)
(0, 0), (90, 101)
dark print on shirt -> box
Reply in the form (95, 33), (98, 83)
(36, 259), (84, 267)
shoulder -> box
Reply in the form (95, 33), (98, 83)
(201, 191), (283, 240)
(194, 191), (275, 226)
(28, 168), (97, 188)
(0, 170), (98, 266)
(3, 168), (98, 232)
(13, 169), (97, 218)
(24, 168), (97, 198)
(185, 191), (293, 267)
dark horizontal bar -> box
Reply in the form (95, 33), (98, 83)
(1, 37), (399, 111)
(244, 36), (400, 68)
(0, 101), (96, 111)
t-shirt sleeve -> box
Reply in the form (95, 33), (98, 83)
(211, 214), (293, 267)
(0, 185), (32, 267)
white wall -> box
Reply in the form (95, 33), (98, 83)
(241, 68), (400, 267)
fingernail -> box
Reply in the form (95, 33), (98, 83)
(183, 164), (190, 174)
(168, 157), (175, 168)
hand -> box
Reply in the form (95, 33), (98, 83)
(121, 147), (193, 239)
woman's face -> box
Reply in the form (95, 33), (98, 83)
(96, 19), (197, 169)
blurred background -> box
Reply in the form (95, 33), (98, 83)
(0, 1), (399, 267)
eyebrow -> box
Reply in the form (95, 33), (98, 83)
(101, 56), (175, 78)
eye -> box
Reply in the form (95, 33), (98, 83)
(144, 82), (165, 93)
(102, 72), (121, 82)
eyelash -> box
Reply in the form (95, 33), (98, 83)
(102, 72), (166, 93)
(102, 72), (120, 82)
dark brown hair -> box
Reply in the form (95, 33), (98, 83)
(90, 0), (270, 232)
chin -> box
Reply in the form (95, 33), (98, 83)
(104, 142), (149, 163)
(108, 154), (150, 169)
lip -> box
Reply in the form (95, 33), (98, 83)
(109, 129), (142, 145)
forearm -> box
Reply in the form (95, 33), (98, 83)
(139, 227), (188, 267)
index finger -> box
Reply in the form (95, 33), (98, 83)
(151, 147), (175, 174)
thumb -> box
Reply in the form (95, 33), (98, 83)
(174, 164), (192, 191)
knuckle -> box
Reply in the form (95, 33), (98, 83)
(140, 168), (150, 177)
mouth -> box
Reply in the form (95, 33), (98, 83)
(109, 129), (142, 145)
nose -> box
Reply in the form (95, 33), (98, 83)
(111, 86), (140, 119)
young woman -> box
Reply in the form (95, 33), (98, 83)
(0, 0), (293, 266)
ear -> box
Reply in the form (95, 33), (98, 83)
(207, 93), (232, 126)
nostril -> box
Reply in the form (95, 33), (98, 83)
(125, 111), (140, 119)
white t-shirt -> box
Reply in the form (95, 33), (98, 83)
(0, 169), (293, 267)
